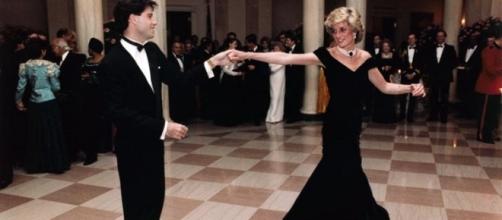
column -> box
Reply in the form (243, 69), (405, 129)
(346, 0), (366, 49)
(491, 0), (502, 18)
(443, 0), (462, 102)
(74, 0), (104, 53)
(151, 0), (171, 120)
(301, 0), (324, 115)
(258, 0), (272, 39)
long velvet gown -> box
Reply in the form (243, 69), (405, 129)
(284, 47), (390, 220)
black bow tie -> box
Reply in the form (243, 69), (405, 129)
(176, 55), (184, 59)
(436, 44), (444, 48)
(123, 37), (144, 52)
(408, 46), (416, 49)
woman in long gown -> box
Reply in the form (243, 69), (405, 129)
(214, 38), (245, 126)
(15, 38), (69, 174)
(372, 40), (399, 123)
(230, 7), (425, 219)
(266, 41), (286, 123)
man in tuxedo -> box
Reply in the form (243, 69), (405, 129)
(457, 32), (482, 118)
(100, 1), (230, 219)
(399, 33), (423, 122)
(425, 30), (457, 123)
(0, 53), (13, 189)
(51, 38), (86, 162)
(167, 41), (195, 123)
(284, 32), (305, 123)
(367, 34), (382, 57)
(243, 34), (271, 125)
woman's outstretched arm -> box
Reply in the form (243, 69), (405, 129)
(368, 67), (425, 97)
(229, 49), (321, 66)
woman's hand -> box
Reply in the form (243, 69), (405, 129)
(411, 83), (426, 97)
(228, 49), (248, 62)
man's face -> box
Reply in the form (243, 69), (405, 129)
(285, 38), (294, 48)
(373, 36), (381, 45)
(436, 32), (446, 44)
(279, 34), (286, 44)
(408, 34), (417, 46)
(246, 42), (255, 50)
(172, 42), (183, 56)
(51, 40), (64, 57)
(184, 42), (193, 52)
(132, 6), (157, 40)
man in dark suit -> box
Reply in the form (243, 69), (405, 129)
(0, 49), (13, 189)
(457, 32), (482, 118)
(284, 32), (305, 123)
(243, 34), (271, 125)
(100, 1), (230, 219)
(367, 34), (382, 57)
(399, 33), (423, 122)
(167, 41), (195, 123)
(425, 30), (457, 123)
(51, 38), (86, 162)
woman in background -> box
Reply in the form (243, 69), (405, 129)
(266, 41), (286, 123)
(372, 39), (399, 123)
(15, 38), (69, 174)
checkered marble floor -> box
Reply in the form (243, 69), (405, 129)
(1, 117), (502, 220)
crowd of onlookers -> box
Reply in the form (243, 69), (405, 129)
(0, 19), (500, 190)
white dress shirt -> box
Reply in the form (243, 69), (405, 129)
(374, 48), (380, 55)
(121, 37), (216, 140)
(172, 52), (185, 72)
(436, 43), (445, 63)
(60, 50), (69, 66)
(465, 45), (477, 62)
(407, 45), (416, 65)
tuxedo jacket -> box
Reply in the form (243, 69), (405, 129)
(244, 46), (271, 84)
(100, 42), (209, 148)
(425, 44), (457, 84)
(458, 45), (482, 74)
(399, 45), (423, 83)
(59, 52), (86, 94)
(286, 45), (305, 77)
(167, 53), (193, 73)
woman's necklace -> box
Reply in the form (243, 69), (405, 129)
(336, 46), (357, 58)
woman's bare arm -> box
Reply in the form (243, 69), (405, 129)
(229, 50), (321, 66)
(368, 68), (425, 97)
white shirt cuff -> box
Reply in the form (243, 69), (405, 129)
(204, 61), (215, 79)
(160, 121), (168, 140)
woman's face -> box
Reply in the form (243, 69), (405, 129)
(261, 41), (269, 49)
(229, 41), (238, 49)
(331, 21), (355, 49)
(382, 42), (391, 53)
(272, 45), (282, 52)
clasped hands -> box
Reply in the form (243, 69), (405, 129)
(410, 83), (426, 97)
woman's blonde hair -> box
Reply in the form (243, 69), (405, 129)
(324, 7), (364, 44)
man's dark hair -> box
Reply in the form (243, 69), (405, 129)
(284, 31), (297, 42)
(56, 28), (70, 38)
(245, 34), (257, 44)
(88, 38), (104, 53)
(113, 0), (158, 34)
(226, 32), (237, 39)
(436, 29), (447, 37)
